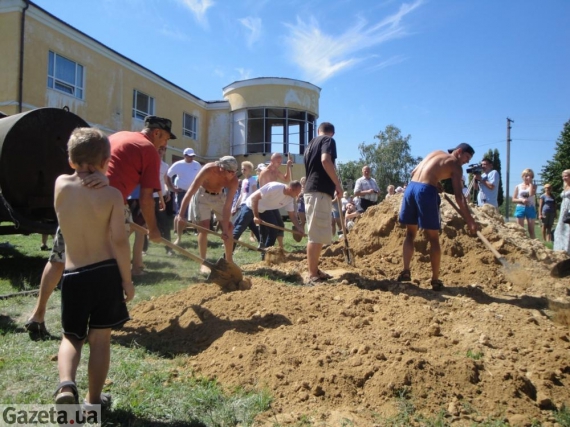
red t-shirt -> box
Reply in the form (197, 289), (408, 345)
(107, 131), (161, 202)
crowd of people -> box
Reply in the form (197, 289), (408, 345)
(17, 114), (570, 410)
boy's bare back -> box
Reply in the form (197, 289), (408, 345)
(55, 173), (126, 270)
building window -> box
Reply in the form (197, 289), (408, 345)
(236, 108), (315, 155)
(132, 90), (155, 120)
(47, 51), (84, 99)
(183, 113), (198, 139)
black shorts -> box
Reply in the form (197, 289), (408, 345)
(61, 259), (130, 340)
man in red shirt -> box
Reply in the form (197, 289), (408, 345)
(25, 116), (175, 338)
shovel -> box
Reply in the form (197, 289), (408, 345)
(443, 194), (508, 267)
(258, 220), (306, 242)
(337, 197), (356, 266)
(190, 223), (265, 252)
(130, 223), (243, 290)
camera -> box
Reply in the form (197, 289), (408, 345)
(466, 163), (483, 174)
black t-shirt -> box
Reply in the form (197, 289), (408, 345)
(304, 135), (337, 197)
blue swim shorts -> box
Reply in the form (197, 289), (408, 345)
(514, 204), (536, 220)
(399, 182), (441, 230)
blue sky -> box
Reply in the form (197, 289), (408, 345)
(33, 0), (570, 196)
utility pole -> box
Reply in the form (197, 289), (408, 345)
(505, 117), (514, 221)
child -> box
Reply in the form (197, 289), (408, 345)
(53, 128), (134, 409)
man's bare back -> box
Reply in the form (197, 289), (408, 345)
(55, 173), (126, 270)
(411, 150), (464, 187)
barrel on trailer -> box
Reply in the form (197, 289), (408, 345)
(0, 108), (89, 235)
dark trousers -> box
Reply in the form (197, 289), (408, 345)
(143, 197), (173, 252)
(259, 209), (283, 248)
(232, 205), (260, 244)
(175, 190), (188, 217)
(360, 198), (376, 212)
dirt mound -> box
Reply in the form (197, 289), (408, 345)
(114, 195), (570, 425)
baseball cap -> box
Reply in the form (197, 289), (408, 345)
(218, 156), (238, 172)
(448, 143), (474, 156)
(144, 115), (177, 140)
(183, 148), (195, 157)
(256, 163), (267, 172)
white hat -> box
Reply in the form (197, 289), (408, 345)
(183, 148), (195, 156)
(395, 186), (404, 193)
(256, 163), (267, 171)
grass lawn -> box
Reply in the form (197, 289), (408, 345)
(0, 228), (303, 426)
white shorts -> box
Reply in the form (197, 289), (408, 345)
(189, 187), (226, 223)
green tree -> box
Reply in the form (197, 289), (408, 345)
(357, 125), (422, 196)
(541, 118), (570, 201)
(337, 160), (365, 194)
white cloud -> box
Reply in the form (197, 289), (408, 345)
(159, 25), (191, 42)
(284, 0), (423, 84)
(235, 68), (252, 80)
(239, 16), (262, 48)
(366, 55), (407, 72)
(179, 0), (214, 27)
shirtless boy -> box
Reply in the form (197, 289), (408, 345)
(398, 143), (477, 290)
(258, 153), (293, 249)
(177, 156), (239, 271)
(52, 128), (133, 409)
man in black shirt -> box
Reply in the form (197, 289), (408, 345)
(303, 122), (343, 285)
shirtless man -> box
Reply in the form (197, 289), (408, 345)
(398, 143), (477, 290)
(258, 153), (293, 249)
(177, 156), (239, 271)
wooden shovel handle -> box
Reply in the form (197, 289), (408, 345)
(190, 222), (264, 252)
(258, 220), (306, 237)
(442, 193), (505, 262)
(130, 222), (206, 265)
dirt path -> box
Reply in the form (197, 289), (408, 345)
(114, 195), (570, 425)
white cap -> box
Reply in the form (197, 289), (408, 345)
(183, 148), (195, 156)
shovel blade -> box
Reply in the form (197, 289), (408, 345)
(205, 258), (243, 291)
(342, 248), (356, 267)
(551, 259), (570, 278)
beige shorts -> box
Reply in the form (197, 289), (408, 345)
(189, 187), (226, 223)
(304, 191), (333, 244)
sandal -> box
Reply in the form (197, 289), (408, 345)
(397, 270), (411, 282)
(304, 276), (327, 287)
(317, 269), (333, 280)
(54, 381), (79, 405)
(430, 279), (444, 291)
(83, 393), (112, 411)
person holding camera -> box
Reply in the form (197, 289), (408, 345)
(354, 165), (380, 212)
(512, 168), (537, 239)
(473, 157), (499, 208)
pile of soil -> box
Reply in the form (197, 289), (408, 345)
(114, 195), (570, 426)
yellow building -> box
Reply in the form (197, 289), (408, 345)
(0, 0), (320, 177)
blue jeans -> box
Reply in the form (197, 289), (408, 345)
(175, 190), (188, 217)
(232, 205), (260, 243)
